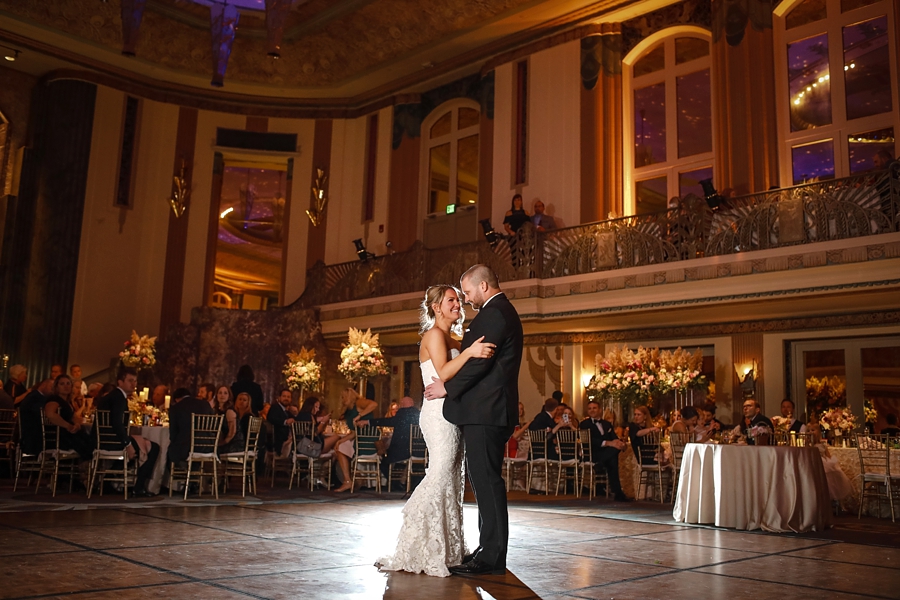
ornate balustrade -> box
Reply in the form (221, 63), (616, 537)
(298, 164), (899, 306)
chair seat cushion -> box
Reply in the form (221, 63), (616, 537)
(93, 449), (127, 459)
(188, 452), (218, 460)
(41, 450), (79, 459)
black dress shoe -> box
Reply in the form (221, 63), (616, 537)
(449, 557), (505, 576)
(133, 489), (155, 498)
(614, 492), (633, 502)
(462, 546), (482, 564)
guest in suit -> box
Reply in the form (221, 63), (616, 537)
(580, 400), (630, 501)
(19, 379), (54, 456)
(231, 365), (265, 416)
(5, 364), (29, 406)
(94, 367), (160, 496)
(359, 396), (420, 481)
(531, 200), (557, 231)
(150, 384), (168, 409)
(528, 398), (559, 432)
(732, 399), (774, 444)
(197, 382), (215, 411)
(780, 398), (806, 433)
(167, 387), (214, 466)
(880, 413), (900, 436)
(266, 388), (297, 458)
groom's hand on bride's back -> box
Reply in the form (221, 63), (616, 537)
(424, 377), (446, 401)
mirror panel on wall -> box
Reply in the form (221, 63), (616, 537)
(211, 163), (287, 310)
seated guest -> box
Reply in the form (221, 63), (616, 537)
(698, 403), (724, 435)
(780, 398), (806, 433)
(19, 379), (55, 456)
(552, 406), (579, 433)
(628, 405), (663, 465)
(6, 364), (29, 405)
(94, 368), (160, 497)
(528, 398), (559, 432)
(341, 387), (378, 427)
(603, 408), (626, 439)
(670, 406), (713, 442)
(215, 385), (244, 455)
(267, 388), (298, 458)
(231, 365), (265, 416)
(70, 364), (88, 398)
(197, 382), (215, 411)
(881, 413), (900, 437)
(359, 396), (419, 484)
(297, 396), (354, 491)
(151, 384), (168, 409)
(50, 364), (64, 380)
(44, 375), (93, 460)
(167, 387), (214, 466)
(579, 400), (630, 501)
(732, 399), (774, 444)
(235, 392), (253, 439)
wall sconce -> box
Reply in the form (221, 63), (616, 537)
(734, 359), (758, 399)
(582, 373), (598, 402)
(352, 238), (375, 262)
(168, 160), (190, 218)
(306, 168), (328, 227)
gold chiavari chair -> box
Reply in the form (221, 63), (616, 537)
(403, 424), (428, 493)
(526, 429), (550, 494)
(169, 413), (223, 499)
(289, 421), (333, 492)
(351, 425), (382, 493)
(503, 431), (529, 492)
(636, 430), (672, 503)
(35, 411), (81, 497)
(0, 409), (16, 477)
(854, 433), (899, 522)
(13, 411), (41, 492)
(87, 410), (136, 499)
(551, 429), (580, 496)
(668, 431), (692, 502)
(222, 416), (263, 497)
(577, 429), (609, 501)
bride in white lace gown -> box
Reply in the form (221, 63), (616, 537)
(376, 284), (495, 577)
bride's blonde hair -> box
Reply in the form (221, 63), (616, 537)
(419, 285), (465, 337)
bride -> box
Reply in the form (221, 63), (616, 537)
(376, 284), (495, 577)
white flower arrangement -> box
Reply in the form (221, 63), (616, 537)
(119, 330), (157, 369)
(771, 416), (792, 432)
(283, 347), (322, 392)
(820, 407), (857, 432)
(338, 327), (389, 382)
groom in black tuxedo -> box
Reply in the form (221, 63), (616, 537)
(425, 264), (523, 575)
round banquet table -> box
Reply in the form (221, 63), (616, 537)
(673, 443), (833, 533)
(132, 425), (170, 495)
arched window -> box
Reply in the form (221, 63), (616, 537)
(775, 0), (898, 184)
(624, 29), (713, 215)
(422, 100), (480, 215)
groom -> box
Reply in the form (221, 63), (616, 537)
(425, 264), (523, 575)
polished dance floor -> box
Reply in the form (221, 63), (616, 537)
(0, 489), (898, 599)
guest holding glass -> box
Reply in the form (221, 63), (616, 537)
(341, 387), (378, 428)
(44, 375), (93, 460)
(629, 405), (662, 465)
(297, 396), (354, 492)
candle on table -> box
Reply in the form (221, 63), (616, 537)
(164, 394), (171, 410)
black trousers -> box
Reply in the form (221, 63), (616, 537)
(463, 424), (514, 567)
(592, 446), (624, 495)
(131, 439), (160, 492)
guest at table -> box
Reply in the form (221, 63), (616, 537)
(167, 385), (215, 466)
(359, 396), (420, 484)
(69, 364), (88, 398)
(629, 405), (663, 465)
(43, 375), (93, 460)
(197, 382), (215, 411)
(298, 396), (354, 491)
(517, 401), (527, 427)
(881, 413), (900, 437)
(603, 408), (626, 439)
(232, 365), (265, 416)
(552, 406), (579, 434)
(780, 398), (806, 433)
(698, 403), (724, 435)
(95, 368), (160, 497)
(49, 364), (63, 380)
(215, 385), (244, 455)
(5, 364), (29, 405)
(732, 399), (774, 444)
(528, 398), (558, 432)
(671, 406), (714, 442)
(580, 400), (630, 501)
(235, 392), (253, 438)
(85, 382), (104, 414)
(151, 384), (168, 409)
(267, 388), (297, 458)
(19, 379), (54, 456)
(340, 387), (378, 428)
(386, 401), (399, 418)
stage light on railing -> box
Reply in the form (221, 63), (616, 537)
(479, 219), (500, 248)
(699, 178), (723, 211)
(352, 238), (375, 262)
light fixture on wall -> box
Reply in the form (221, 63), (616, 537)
(306, 168), (328, 227)
(582, 373), (598, 402)
(0, 44), (20, 62)
(734, 359), (758, 400)
(168, 160), (190, 218)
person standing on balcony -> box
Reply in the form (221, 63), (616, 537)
(531, 200), (556, 231)
(502, 194), (530, 235)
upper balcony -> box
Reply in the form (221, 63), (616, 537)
(300, 165), (900, 344)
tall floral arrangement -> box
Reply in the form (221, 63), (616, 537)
(587, 346), (707, 411)
(283, 347), (322, 392)
(864, 399), (877, 424)
(119, 331), (157, 369)
(338, 328), (389, 382)
(806, 376), (846, 415)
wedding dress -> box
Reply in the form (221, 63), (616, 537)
(376, 350), (467, 577)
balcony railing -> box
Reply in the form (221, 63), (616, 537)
(298, 164), (899, 307)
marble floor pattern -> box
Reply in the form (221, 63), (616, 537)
(0, 496), (897, 599)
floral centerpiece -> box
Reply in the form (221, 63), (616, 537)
(127, 395), (167, 426)
(771, 416), (792, 432)
(119, 330), (157, 369)
(283, 347), (322, 392)
(338, 327), (389, 382)
(864, 399), (877, 425)
(820, 406), (858, 433)
(806, 375), (846, 415)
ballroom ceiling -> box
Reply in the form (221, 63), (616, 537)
(0, 0), (659, 103)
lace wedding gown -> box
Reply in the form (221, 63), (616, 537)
(376, 351), (467, 577)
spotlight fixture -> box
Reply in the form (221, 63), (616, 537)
(0, 44), (20, 62)
(352, 238), (375, 262)
(479, 219), (500, 248)
(699, 178), (723, 211)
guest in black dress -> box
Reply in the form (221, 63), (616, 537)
(628, 405), (662, 465)
(43, 375), (93, 460)
(503, 194), (531, 235)
(215, 385), (244, 455)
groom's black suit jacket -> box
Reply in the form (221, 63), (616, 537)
(443, 293), (523, 428)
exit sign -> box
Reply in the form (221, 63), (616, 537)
(446, 204), (456, 214)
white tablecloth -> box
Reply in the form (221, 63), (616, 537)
(673, 443), (833, 532)
(137, 426), (169, 495)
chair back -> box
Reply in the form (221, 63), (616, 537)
(555, 429), (579, 461)
(576, 429), (591, 461)
(244, 416), (263, 453)
(855, 433), (892, 476)
(669, 432), (691, 471)
(93, 410), (129, 451)
(409, 424), (427, 459)
(39, 410), (61, 452)
(292, 420), (315, 445)
(355, 425), (381, 457)
(638, 430), (663, 465)
(528, 429), (549, 461)
(0, 409), (15, 445)
(190, 414), (224, 454)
